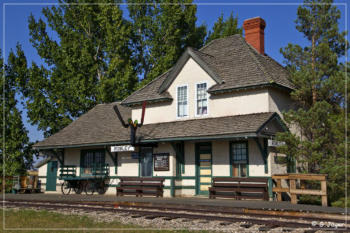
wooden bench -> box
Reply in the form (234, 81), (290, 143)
(116, 177), (165, 197)
(209, 177), (269, 200)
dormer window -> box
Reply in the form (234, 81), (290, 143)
(177, 85), (188, 117)
(196, 83), (208, 116)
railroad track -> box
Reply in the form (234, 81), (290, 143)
(3, 199), (347, 231)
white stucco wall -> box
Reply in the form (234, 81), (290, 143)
(268, 88), (293, 117)
(132, 58), (270, 124)
(153, 143), (176, 177)
(65, 148), (81, 175)
(248, 138), (272, 177)
(212, 141), (230, 177)
(38, 163), (47, 192)
(183, 141), (195, 177)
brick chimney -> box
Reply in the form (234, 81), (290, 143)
(243, 17), (266, 54)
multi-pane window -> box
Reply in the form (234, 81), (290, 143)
(196, 83), (208, 115)
(81, 150), (105, 175)
(177, 86), (188, 117)
(231, 142), (248, 177)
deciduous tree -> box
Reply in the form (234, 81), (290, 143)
(127, 0), (206, 84)
(14, 0), (137, 137)
(0, 50), (33, 176)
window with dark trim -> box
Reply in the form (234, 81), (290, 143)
(81, 149), (105, 175)
(196, 83), (208, 115)
(231, 142), (248, 177)
(177, 85), (188, 117)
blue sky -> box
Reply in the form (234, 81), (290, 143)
(0, 0), (348, 144)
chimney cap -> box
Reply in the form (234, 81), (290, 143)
(243, 17), (266, 30)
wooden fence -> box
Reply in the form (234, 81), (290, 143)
(272, 173), (328, 206)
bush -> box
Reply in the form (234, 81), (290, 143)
(331, 198), (350, 208)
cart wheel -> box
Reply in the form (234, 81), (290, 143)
(73, 181), (83, 194)
(84, 181), (95, 195)
(97, 181), (106, 195)
(61, 181), (71, 195)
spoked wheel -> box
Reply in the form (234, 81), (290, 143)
(97, 181), (106, 195)
(61, 180), (71, 195)
(84, 180), (95, 195)
(73, 181), (83, 194)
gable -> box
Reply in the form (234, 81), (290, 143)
(158, 48), (223, 93)
(257, 113), (288, 136)
(167, 57), (217, 92)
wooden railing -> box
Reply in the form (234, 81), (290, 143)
(59, 165), (77, 178)
(272, 173), (328, 206)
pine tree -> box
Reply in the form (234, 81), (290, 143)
(206, 12), (242, 44)
(276, 0), (349, 206)
(0, 50), (33, 176)
(127, 0), (206, 84)
(13, 0), (137, 137)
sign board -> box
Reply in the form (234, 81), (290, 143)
(153, 153), (170, 171)
(268, 139), (285, 147)
(111, 145), (135, 152)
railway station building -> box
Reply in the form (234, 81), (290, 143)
(34, 17), (295, 198)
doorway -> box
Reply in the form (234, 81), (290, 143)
(140, 147), (153, 177)
(46, 161), (58, 191)
(195, 142), (212, 195)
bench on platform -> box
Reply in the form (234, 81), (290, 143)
(209, 177), (269, 200)
(116, 177), (165, 197)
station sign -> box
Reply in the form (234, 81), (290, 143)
(268, 139), (285, 147)
(111, 145), (135, 152)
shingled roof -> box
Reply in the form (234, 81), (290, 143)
(33, 101), (282, 149)
(122, 34), (293, 106)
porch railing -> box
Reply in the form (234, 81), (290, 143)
(272, 173), (328, 206)
(59, 165), (77, 178)
(59, 164), (109, 179)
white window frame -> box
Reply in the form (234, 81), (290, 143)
(176, 84), (189, 119)
(195, 82), (209, 117)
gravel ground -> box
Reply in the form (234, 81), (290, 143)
(4, 206), (346, 233)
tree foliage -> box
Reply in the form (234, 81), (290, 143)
(127, 0), (207, 85)
(206, 12), (242, 44)
(0, 50), (33, 176)
(276, 0), (349, 206)
(13, 0), (137, 137)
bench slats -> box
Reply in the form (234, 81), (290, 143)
(117, 177), (165, 197)
(209, 177), (268, 201)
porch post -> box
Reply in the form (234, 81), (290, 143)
(105, 146), (118, 173)
(171, 141), (185, 177)
(254, 138), (268, 174)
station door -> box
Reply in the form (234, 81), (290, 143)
(196, 143), (212, 195)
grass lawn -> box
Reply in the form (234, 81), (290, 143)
(0, 208), (203, 233)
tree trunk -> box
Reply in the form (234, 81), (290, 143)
(311, 33), (317, 104)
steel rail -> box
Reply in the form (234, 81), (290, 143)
(4, 198), (346, 223)
(4, 200), (341, 230)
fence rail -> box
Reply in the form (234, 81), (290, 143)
(272, 173), (327, 206)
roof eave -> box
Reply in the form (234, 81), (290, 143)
(208, 83), (294, 95)
(33, 132), (264, 150)
(122, 97), (173, 107)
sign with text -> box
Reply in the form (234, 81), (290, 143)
(153, 153), (170, 171)
(111, 145), (135, 152)
(268, 139), (285, 147)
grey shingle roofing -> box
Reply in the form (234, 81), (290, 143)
(34, 102), (131, 148)
(122, 34), (293, 105)
(33, 101), (278, 149)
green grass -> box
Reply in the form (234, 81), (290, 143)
(0, 209), (203, 233)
